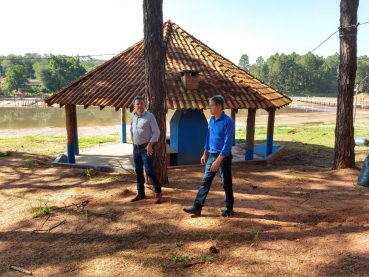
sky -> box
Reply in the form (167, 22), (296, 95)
(1, 0), (368, 65)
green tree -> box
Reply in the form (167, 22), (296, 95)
(238, 54), (250, 71)
(250, 56), (269, 82)
(35, 55), (86, 92)
(80, 56), (105, 72)
(5, 64), (28, 92)
(271, 53), (299, 91)
(297, 53), (324, 93)
(0, 55), (4, 77)
(1, 54), (23, 76)
(322, 53), (339, 94)
(23, 53), (43, 79)
(0, 82), (7, 96)
(356, 55), (369, 93)
(265, 53), (280, 88)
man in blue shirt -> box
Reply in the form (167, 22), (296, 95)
(130, 96), (162, 204)
(183, 95), (235, 217)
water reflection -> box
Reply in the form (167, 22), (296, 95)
(0, 103), (332, 130)
(0, 106), (122, 129)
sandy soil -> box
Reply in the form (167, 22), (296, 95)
(0, 109), (369, 277)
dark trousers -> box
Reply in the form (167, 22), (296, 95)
(193, 153), (234, 210)
(133, 145), (162, 194)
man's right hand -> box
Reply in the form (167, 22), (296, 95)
(201, 152), (208, 165)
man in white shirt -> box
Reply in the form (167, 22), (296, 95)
(130, 96), (162, 204)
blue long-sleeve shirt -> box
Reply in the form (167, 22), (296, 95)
(204, 112), (234, 156)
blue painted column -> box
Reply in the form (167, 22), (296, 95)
(231, 109), (237, 146)
(121, 108), (127, 143)
(72, 105), (79, 155)
(65, 104), (75, 163)
(266, 109), (276, 156)
(245, 108), (256, 160)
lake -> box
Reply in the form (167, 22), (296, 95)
(0, 101), (335, 130)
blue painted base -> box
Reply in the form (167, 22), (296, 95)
(254, 144), (280, 157)
(67, 144), (75, 163)
(241, 143), (280, 160)
(245, 149), (254, 160)
(121, 123), (126, 143)
(74, 130), (79, 155)
(266, 135), (273, 156)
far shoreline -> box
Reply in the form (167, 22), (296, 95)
(1, 101), (368, 138)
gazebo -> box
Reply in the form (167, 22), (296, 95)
(45, 20), (292, 165)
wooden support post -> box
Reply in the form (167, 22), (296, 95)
(121, 108), (127, 143)
(266, 109), (275, 156)
(72, 105), (79, 155)
(65, 105), (75, 163)
(245, 109), (256, 160)
(231, 109), (237, 146)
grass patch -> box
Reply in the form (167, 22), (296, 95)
(0, 136), (66, 156)
(0, 133), (120, 156)
(200, 254), (214, 264)
(78, 134), (120, 149)
(174, 241), (184, 247)
(236, 122), (369, 164)
(31, 198), (51, 217)
(171, 252), (190, 264)
(250, 222), (259, 247)
(235, 123), (336, 147)
(354, 183), (364, 195)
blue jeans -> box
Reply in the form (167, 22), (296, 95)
(133, 145), (162, 194)
(193, 153), (234, 210)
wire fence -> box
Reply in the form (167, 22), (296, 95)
(292, 96), (369, 109)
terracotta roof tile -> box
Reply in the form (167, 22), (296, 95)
(45, 20), (291, 110)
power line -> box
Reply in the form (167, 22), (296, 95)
(0, 53), (117, 61)
(309, 21), (369, 54)
(309, 30), (339, 53)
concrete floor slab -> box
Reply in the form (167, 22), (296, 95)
(53, 143), (285, 171)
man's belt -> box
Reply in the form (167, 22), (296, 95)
(133, 142), (149, 148)
(210, 152), (232, 157)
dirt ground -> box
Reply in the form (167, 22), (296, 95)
(1, 109), (369, 277)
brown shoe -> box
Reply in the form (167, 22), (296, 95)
(154, 193), (162, 204)
(130, 194), (146, 202)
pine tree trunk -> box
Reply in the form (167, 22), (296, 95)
(332, 0), (358, 169)
(143, 0), (168, 183)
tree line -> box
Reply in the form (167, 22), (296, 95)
(238, 53), (369, 96)
(2, 51), (369, 97)
(0, 53), (104, 95)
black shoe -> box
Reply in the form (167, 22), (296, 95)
(183, 206), (202, 216)
(221, 209), (234, 217)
